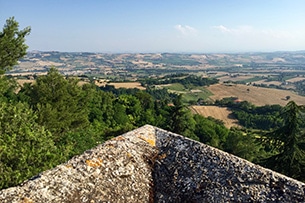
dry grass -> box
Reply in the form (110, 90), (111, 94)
(207, 84), (305, 106)
(108, 82), (146, 90)
(190, 106), (240, 128)
(17, 79), (35, 86)
(36, 61), (63, 66)
(253, 80), (282, 86)
(286, 77), (305, 83)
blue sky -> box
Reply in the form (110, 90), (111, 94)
(1, 0), (305, 53)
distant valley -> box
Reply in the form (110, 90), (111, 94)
(10, 51), (305, 78)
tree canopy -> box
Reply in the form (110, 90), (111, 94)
(21, 67), (90, 138)
(0, 102), (60, 189)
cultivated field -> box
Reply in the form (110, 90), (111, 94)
(286, 77), (305, 83)
(190, 106), (240, 129)
(107, 82), (146, 90)
(217, 75), (254, 83)
(93, 80), (146, 90)
(253, 80), (283, 86)
(207, 84), (305, 106)
(17, 79), (35, 86)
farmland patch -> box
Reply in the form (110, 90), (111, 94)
(190, 105), (240, 128)
(207, 84), (305, 106)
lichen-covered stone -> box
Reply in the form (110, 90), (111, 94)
(0, 125), (157, 203)
(153, 128), (305, 202)
(1, 125), (304, 202)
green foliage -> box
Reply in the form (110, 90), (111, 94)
(22, 67), (90, 138)
(113, 103), (130, 125)
(193, 114), (229, 148)
(295, 80), (305, 96)
(168, 95), (198, 140)
(0, 76), (18, 102)
(116, 94), (142, 125)
(82, 83), (115, 127)
(0, 102), (60, 189)
(142, 73), (218, 87)
(166, 83), (186, 91)
(223, 129), (261, 162)
(0, 17), (31, 74)
(142, 74), (216, 104)
(216, 98), (283, 130)
(134, 91), (157, 126)
(100, 84), (140, 96)
(145, 86), (177, 101)
(145, 53), (201, 66)
(152, 100), (171, 129)
(60, 122), (106, 158)
(259, 101), (305, 181)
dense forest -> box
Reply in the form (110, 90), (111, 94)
(1, 17), (305, 190)
(140, 73), (219, 87)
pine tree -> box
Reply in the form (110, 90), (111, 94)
(169, 95), (198, 140)
(260, 101), (305, 181)
(0, 17), (31, 74)
(0, 17), (30, 102)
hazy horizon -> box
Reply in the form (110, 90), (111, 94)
(27, 49), (305, 55)
(1, 0), (305, 53)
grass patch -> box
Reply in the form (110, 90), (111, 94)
(159, 83), (214, 104)
(166, 83), (187, 91)
(239, 76), (263, 83)
(182, 90), (212, 103)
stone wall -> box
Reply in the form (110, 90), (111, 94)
(0, 125), (304, 202)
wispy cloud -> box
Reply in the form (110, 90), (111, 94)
(213, 25), (231, 33)
(175, 24), (198, 36)
(213, 25), (253, 35)
(213, 25), (294, 39)
(210, 24), (303, 51)
(261, 29), (294, 39)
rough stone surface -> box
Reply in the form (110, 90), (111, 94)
(1, 125), (305, 202)
(154, 128), (305, 202)
(0, 125), (157, 203)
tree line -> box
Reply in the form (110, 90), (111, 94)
(215, 98), (284, 130)
(141, 73), (219, 88)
